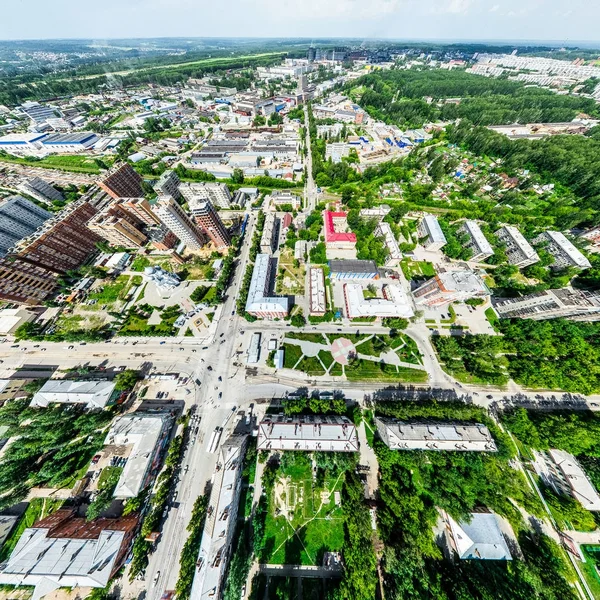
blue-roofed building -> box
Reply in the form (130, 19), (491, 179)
(40, 132), (98, 152)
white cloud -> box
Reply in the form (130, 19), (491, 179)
(489, 4), (500, 11)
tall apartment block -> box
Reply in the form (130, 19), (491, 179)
(179, 182), (232, 209)
(495, 226), (539, 268)
(492, 288), (600, 321)
(0, 201), (101, 304)
(188, 199), (231, 249)
(88, 212), (147, 249)
(0, 195), (52, 257)
(119, 198), (161, 226)
(155, 170), (182, 201)
(418, 215), (447, 251)
(154, 195), (206, 250)
(98, 164), (144, 199)
(458, 220), (494, 262)
(18, 177), (64, 205)
(532, 231), (591, 270)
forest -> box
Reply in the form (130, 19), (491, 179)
(371, 400), (575, 600)
(447, 121), (600, 229)
(349, 68), (599, 128)
(433, 318), (600, 394)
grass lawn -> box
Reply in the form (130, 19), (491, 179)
(580, 546), (600, 600)
(283, 344), (304, 369)
(119, 305), (181, 336)
(318, 350), (335, 370)
(297, 355), (326, 377)
(400, 259), (436, 280)
(130, 255), (176, 272)
(0, 153), (108, 174)
(329, 362), (344, 377)
(55, 313), (107, 334)
(0, 498), (63, 561)
(97, 466), (123, 488)
(262, 460), (345, 566)
(325, 333), (370, 345)
(345, 359), (428, 383)
(485, 306), (500, 332)
(87, 275), (132, 307)
(285, 332), (328, 344)
(276, 248), (306, 295)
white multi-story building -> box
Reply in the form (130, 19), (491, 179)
(155, 170), (182, 201)
(533, 231), (591, 269)
(30, 380), (117, 409)
(309, 267), (326, 315)
(245, 253), (289, 319)
(495, 226), (539, 268)
(104, 412), (173, 498)
(343, 283), (414, 319)
(458, 220), (494, 262)
(418, 215), (447, 251)
(257, 415), (359, 452)
(413, 269), (490, 307)
(154, 195), (206, 250)
(375, 222), (402, 267)
(270, 190), (301, 210)
(325, 142), (350, 164)
(492, 288), (600, 321)
(179, 182), (232, 209)
(376, 418), (497, 451)
(190, 435), (248, 600)
(260, 213), (277, 254)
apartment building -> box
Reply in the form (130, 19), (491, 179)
(98, 163), (144, 199)
(418, 215), (447, 251)
(179, 182), (232, 209)
(375, 222), (402, 267)
(325, 142), (350, 163)
(0, 201), (101, 304)
(270, 190), (301, 210)
(155, 170), (182, 201)
(120, 198), (161, 226)
(324, 211), (357, 250)
(413, 269), (489, 307)
(154, 195), (206, 250)
(492, 288), (600, 321)
(245, 253), (289, 319)
(0, 195), (52, 257)
(458, 220), (494, 262)
(188, 199), (231, 249)
(495, 226), (539, 267)
(260, 213), (277, 254)
(533, 230), (591, 269)
(344, 283), (413, 319)
(88, 213), (147, 248)
(309, 267), (326, 316)
(18, 177), (64, 205)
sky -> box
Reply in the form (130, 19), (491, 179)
(0, 0), (599, 43)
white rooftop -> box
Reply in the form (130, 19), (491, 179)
(31, 380), (116, 409)
(437, 270), (489, 294)
(463, 221), (493, 255)
(344, 283), (414, 319)
(422, 215), (447, 244)
(548, 449), (600, 511)
(257, 415), (359, 452)
(245, 253), (289, 315)
(545, 231), (592, 268)
(447, 512), (512, 560)
(376, 418), (497, 451)
(499, 226), (539, 260)
(376, 222), (402, 260)
(104, 413), (172, 498)
(0, 517), (128, 598)
(309, 267), (326, 314)
(190, 435), (247, 600)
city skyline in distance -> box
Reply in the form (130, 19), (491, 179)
(0, 0), (598, 45)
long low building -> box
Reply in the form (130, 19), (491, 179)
(375, 222), (402, 267)
(245, 253), (289, 319)
(376, 418), (497, 451)
(257, 415), (359, 452)
(31, 380), (118, 409)
(190, 435), (247, 600)
(329, 259), (379, 280)
(0, 509), (138, 596)
(343, 283), (413, 319)
(309, 267), (326, 315)
(104, 412), (173, 498)
(533, 230), (591, 269)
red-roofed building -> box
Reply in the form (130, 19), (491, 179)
(282, 213), (293, 231)
(324, 211), (357, 250)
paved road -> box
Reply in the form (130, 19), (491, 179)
(303, 104), (317, 212)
